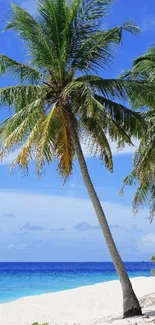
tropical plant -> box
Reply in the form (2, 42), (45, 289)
(151, 255), (155, 262)
(32, 322), (48, 325)
(150, 255), (155, 276)
(120, 48), (155, 222)
(1, 0), (154, 317)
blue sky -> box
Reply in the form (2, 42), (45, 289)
(0, 0), (155, 262)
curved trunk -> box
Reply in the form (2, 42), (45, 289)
(68, 113), (142, 318)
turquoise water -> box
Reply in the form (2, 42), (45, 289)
(0, 262), (153, 303)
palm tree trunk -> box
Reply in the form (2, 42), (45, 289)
(68, 112), (142, 318)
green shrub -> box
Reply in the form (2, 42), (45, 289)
(150, 255), (155, 262)
(150, 255), (155, 276)
(32, 323), (48, 325)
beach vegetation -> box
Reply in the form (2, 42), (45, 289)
(32, 322), (48, 325)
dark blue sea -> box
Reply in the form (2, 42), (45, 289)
(0, 262), (153, 303)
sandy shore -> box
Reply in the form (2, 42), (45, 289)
(0, 277), (155, 325)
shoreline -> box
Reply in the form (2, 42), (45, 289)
(0, 274), (151, 305)
(0, 277), (123, 305)
(0, 277), (155, 324)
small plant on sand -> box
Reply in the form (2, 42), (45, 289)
(32, 322), (48, 325)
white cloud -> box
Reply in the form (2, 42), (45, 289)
(8, 242), (28, 250)
(138, 233), (155, 253)
(0, 189), (151, 261)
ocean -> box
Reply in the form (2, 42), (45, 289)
(0, 262), (153, 303)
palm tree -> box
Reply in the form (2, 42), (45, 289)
(120, 48), (155, 222)
(1, 0), (153, 317)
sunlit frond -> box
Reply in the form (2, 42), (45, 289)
(35, 103), (58, 171)
(0, 85), (48, 111)
(10, 113), (46, 170)
(0, 98), (44, 161)
(56, 107), (75, 178)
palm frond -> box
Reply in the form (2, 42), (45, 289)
(10, 113), (46, 170)
(71, 29), (118, 71)
(120, 49), (155, 108)
(80, 0), (114, 21)
(37, 0), (70, 45)
(149, 183), (155, 222)
(56, 107), (75, 178)
(70, 0), (113, 35)
(65, 80), (137, 154)
(0, 98), (44, 161)
(132, 183), (149, 215)
(78, 75), (155, 102)
(120, 170), (137, 196)
(120, 131), (155, 219)
(119, 19), (140, 35)
(132, 48), (155, 81)
(92, 97), (133, 148)
(94, 94), (144, 138)
(0, 98), (44, 141)
(35, 103), (58, 172)
(122, 173), (155, 222)
(0, 85), (48, 111)
(37, 0), (71, 76)
(71, 22), (139, 72)
(5, 3), (55, 70)
(0, 55), (45, 83)
(35, 104), (75, 177)
(81, 115), (113, 171)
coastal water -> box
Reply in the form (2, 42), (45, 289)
(0, 262), (153, 303)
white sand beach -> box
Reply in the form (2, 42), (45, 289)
(0, 277), (155, 325)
